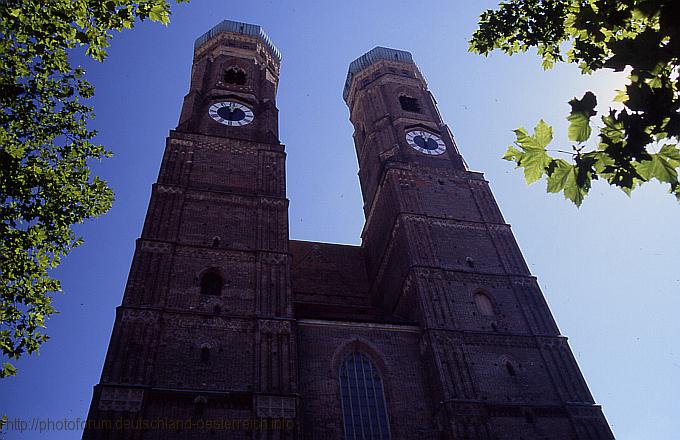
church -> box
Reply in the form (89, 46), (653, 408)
(84, 20), (614, 439)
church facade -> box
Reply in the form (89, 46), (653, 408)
(84, 20), (614, 439)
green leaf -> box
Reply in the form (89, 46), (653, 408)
(600, 113), (625, 144)
(658, 145), (680, 168)
(502, 146), (522, 162)
(592, 150), (616, 175)
(149, 4), (170, 24)
(1, 363), (17, 378)
(563, 169), (589, 207)
(546, 159), (572, 193)
(519, 149), (553, 185)
(567, 92), (597, 143)
(545, 159), (589, 206)
(513, 127), (538, 149)
(533, 120), (553, 149)
(635, 154), (678, 184)
(613, 89), (627, 103)
(507, 121), (554, 184)
(567, 111), (592, 143)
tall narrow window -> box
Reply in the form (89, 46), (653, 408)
(505, 360), (517, 376)
(194, 396), (207, 417)
(339, 353), (391, 440)
(224, 67), (246, 85)
(398, 95), (421, 112)
(474, 291), (495, 317)
(200, 345), (210, 363)
(200, 272), (222, 296)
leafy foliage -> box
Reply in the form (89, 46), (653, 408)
(0, 0), (187, 383)
(470, 0), (680, 205)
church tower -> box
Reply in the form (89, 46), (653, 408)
(341, 47), (613, 439)
(85, 21), (613, 440)
(84, 21), (299, 439)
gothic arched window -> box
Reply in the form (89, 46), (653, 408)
(339, 353), (391, 440)
(193, 395), (207, 417)
(398, 94), (420, 113)
(505, 360), (517, 376)
(200, 345), (210, 363)
(200, 272), (222, 296)
(474, 291), (495, 317)
(224, 67), (246, 85)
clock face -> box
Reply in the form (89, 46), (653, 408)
(208, 101), (254, 126)
(405, 130), (446, 155)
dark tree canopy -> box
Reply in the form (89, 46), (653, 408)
(470, 0), (680, 205)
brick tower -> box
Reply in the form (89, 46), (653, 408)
(84, 21), (613, 440)
(337, 47), (614, 439)
(84, 21), (298, 439)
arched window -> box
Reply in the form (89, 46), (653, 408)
(200, 272), (222, 296)
(398, 94), (420, 113)
(224, 67), (246, 85)
(200, 345), (210, 363)
(194, 395), (207, 417)
(474, 291), (495, 317)
(505, 360), (517, 376)
(339, 353), (390, 440)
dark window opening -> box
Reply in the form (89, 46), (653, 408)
(339, 353), (391, 439)
(213, 305), (221, 315)
(505, 361), (516, 376)
(224, 67), (246, 85)
(194, 396), (207, 417)
(201, 272), (223, 296)
(212, 237), (220, 248)
(201, 346), (210, 363)
(399, 95), (421, 112)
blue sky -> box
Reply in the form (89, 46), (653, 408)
(3, 1), (679, 438)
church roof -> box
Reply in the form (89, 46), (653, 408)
(343, 46), (414, 101)
(194, 20), (281, 62)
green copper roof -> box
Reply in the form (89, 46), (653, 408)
(343, 47), (414, 101)
(194, 20), (281, 62)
